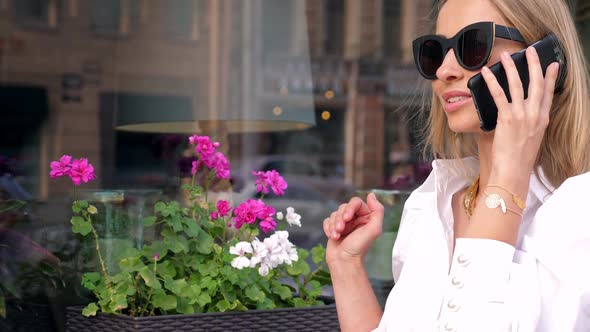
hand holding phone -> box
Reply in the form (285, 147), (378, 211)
(467, 34), (567, 131)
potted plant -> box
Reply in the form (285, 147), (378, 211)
(49, 135), (337, 331)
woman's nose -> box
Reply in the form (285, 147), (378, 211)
(435, 49), (465, 82)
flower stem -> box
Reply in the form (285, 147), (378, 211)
(91, 225), (108, 279)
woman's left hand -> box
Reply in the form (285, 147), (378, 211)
(481, 46), (560, 187)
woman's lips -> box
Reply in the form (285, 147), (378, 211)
(443, 96), (473, 113)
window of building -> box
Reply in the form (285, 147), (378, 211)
(165, 0), (201, 40)
(90, 0), (140, 35)
(261, 0), (293, 53)
(14, 0), (59, 29)
(382, 0), (401, 58)
(324, 0), (345, 55)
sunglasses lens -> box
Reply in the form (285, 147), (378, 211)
(419, 39), (444, 77)
(458, 28), (489, 67)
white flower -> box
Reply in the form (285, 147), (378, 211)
(285, 207), (301, 227)
(249, 238), (269, 268)
(229, 241), (253, 256)
(263, 236), (284, 268)
(287, 247), (298, 263)
(229, 241), (253, 270)
(231, 256), (251, 269)
(258, 263), (270, 277)
(276, 211), (284, 220)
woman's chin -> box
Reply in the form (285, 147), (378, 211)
(448, 120), (481, 133)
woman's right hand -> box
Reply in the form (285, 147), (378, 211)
(323, 193), (384, 267)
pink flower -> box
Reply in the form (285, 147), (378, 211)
(260, 218), (276, 234)
(191, 136), (220, 161)
(50, 155), (72, 178)
(266, 170), (287, 196)
(216, 200), (231, 217)
(252, 171), (268, 194)
(211, 211), (219, 220)
(252, 170), (287, 196)
(210, 152), (230, 179)
(232, 199), (265, 229)
(69, 158), (96, 186)
(153, 252), (160, 261)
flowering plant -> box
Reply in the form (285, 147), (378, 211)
(50, 135), (331, 317)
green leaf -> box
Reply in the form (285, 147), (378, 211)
(184, 219), (202, 237)
(311, 244), (326, 265)
(176, 297), (195, 314)
(273, 285), (292, 300)
(197, 261), (219, 277)
(70, 216), (92, 235)
(293, 297), (307, 308)
(165, 278), (188, 295)
(166, 235), (189, 253)
(110, 293), (128, 312)
(139, 267), (162, 290)
(156, 260), (177, 279)
(196, 293), (211, 307)
(257, 297), (276, 310)
(154, 201), (167, 213)
(169, 215), (183, 232)
(306, 280), (323, 298)
(312, 269), (332, 286)
(82, 303), (99, 317)
(220, 265), (240, 284)
(152, 292), (177, 311)
(220, 281), (237, 303)
(82, 272), (102, 290)
(143, 216), (157, 227)
(216, 299), (231, 312)
(87, 205), (98, 214)
(245, 285), (265, 302)
(287, 256), (310, 276)
(187, 284), (202, 304)
(200, 276), (217, 291)
(195, 231), (214, 254)
(72, 202), (82, 213)
(78, 200), (89, 209)
(142, 241), (168, 260)
(119, 256), (146, 273)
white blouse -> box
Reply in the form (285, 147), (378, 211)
(375, 158), (590, 332)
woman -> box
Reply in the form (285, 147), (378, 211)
(323, 0), (590, 331)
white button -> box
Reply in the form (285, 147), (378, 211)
(446, 299), (460, 312)
(456, 254), (470, 266)
(451, 276), (464, 289)
(443, 322), (455, 331)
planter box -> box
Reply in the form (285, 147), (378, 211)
(66, 301), (339, 332)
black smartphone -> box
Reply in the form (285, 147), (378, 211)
(467, 34), (567, 131)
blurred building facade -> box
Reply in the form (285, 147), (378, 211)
(0, 0), (437, 202)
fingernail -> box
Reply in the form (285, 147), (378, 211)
(529, 47), (538, 56)
(343, 212), (349, 219)
(502, 51), (510, 60)
(553, 62), (560, 70)
(482, 66), (490, 74)
(331, 231), (338, 239)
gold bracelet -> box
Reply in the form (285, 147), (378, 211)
(486, 184), (526, 210)
(483, 190), (523, 217)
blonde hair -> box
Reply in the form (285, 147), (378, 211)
(420, 0), (590, 187)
